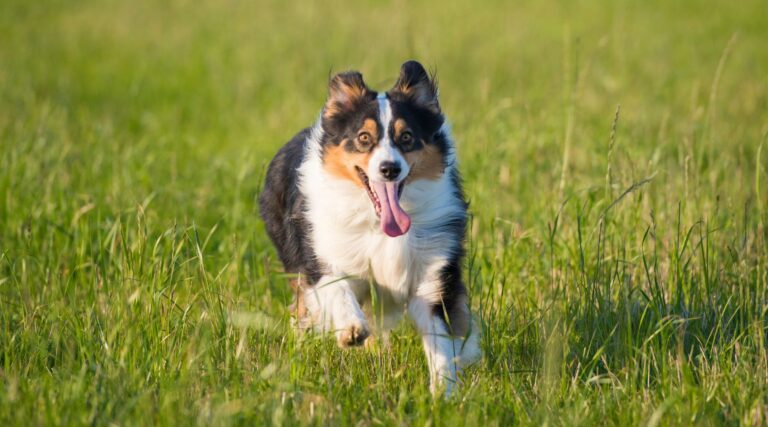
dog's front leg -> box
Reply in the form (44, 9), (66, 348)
(408, 296), (460, 394)
(408, 291), (481, 396)
(303, 275), (370, 347)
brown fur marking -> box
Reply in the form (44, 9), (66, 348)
(323, 119), (379, 183)
(360, 118), (379, 141)
(393, 83), (439, 114)
(405, 143), (445, 181)
(393, 118), (408, 138)
(323, 104), (341, 119)
(324, 73), (370, 118)
(323, 143), (372, 187)
(288, 278), (308, 320)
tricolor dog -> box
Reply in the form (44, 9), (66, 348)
(259, 60), (480, 394)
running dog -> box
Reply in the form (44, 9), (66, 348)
(259, 60), (480, 394)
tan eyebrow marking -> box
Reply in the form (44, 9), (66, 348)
(393, 118), (408, 138)
(360, 118), (379, 140)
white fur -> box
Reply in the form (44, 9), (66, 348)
(303, 275), (369, 345)
(297, 99), (480, 395)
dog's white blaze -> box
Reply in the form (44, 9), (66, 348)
(298, 117), (480, 395)
(377, 93), (392, 129)
(367, 95), (409, 182)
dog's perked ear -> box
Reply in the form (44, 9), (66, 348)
(390, 60), (440, 114)
(324, 71), (373, 119)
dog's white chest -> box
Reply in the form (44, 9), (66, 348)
(301, 159), (460, 303)
(312, 220), (423, 302)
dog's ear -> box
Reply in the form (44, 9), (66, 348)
(391, 60), (440, 114)
(324, 71), (371, 118)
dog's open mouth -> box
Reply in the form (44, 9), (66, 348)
(356, 166), (411, 237)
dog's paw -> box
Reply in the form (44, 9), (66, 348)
(336, 324), (370, 348)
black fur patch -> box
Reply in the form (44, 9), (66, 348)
(388, 99), (444, 139)
(388, 99), (445, 152)
(430, 168), (470, 334)
(259, 129), (325, 284)
(320, 97), (380, 151)
(433, 255), (468, 334)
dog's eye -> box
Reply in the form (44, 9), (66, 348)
(356, 132), (373, 151)
(399, 131), (414, 148)
(358, 132), (371, 143)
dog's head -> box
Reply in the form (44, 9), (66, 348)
(319, 60), (448, 237)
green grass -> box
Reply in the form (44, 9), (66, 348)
(1, 0), (767, 425)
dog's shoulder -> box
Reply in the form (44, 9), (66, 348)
(259, 127), (325, 282)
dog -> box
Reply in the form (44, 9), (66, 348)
(259, 60), (480, 394)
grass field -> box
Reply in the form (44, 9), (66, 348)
(1, 0), (767, 425)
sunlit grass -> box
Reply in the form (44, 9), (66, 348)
(1, 0), (767, 425)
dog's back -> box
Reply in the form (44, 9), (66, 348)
(258, 128), (323, 284)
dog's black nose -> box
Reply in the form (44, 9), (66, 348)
(379, 161), (402, 181)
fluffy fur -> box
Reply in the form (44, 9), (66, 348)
(259, 61), (480, 395)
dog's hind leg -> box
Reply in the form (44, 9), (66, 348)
(303, 275), (370, 348)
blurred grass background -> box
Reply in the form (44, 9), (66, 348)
(1, 0), (767, 425)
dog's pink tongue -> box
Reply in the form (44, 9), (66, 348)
(371, 181), (411, 237)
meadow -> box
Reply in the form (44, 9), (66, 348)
(1, 0), (767, 425)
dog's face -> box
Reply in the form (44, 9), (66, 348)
(319, 61), (448, 237)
